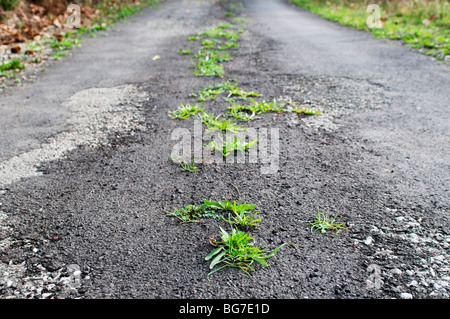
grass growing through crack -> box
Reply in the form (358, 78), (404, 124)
(203, 200), (261, 227)
(226, 108), (260, 122)
(168, 104), (204, 119)
(203, 117), (247, 133)
(166, 199), (289, 278)
(202, 199), (257, 212)
(227, 87), (262, 99)
(293, 108), (322, 115)
(223, 201), (262, 228)
(168, 199), (259, 224)
(228, 98), (286, 115)
(302, 206), (347, 234)
(170, 156), (198, 173)
(193, 56), (225, 77)
(186, 22), (244, 77)
(191, 80), (238, 102)
(198, 25), (242, 41)
(205, 227), (288, 279)
(167, 204), (222, 224)
(206, 135), (258, 157)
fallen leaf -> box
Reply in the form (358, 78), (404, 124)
(428, 14), (440, 21)
(53, 18), (62, 28)
(54, 33), (64, 42)
(10, 45), (21, 53)
(152, 55), (161, 61)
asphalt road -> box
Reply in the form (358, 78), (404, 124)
(0, 0), (448, 300)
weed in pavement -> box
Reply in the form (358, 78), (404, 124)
(205, 227), (288, 279)
(301, 206), (347, 234)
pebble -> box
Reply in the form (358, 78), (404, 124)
(369, 225), (380, 234)
(363, 236), (374, 246)
(1, 262), (86, 299)
(406, 270), (415, 276)
(367, 209), (450, 298)
(400, 292), (413, 299)
(390, 268), (402, 275)
(432, 255), (445, 262)
(409, 233), (420, 243)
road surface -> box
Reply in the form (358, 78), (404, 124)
(0, 0), (449, 299)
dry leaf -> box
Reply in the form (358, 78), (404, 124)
(54, 33), (64, 42)
(10, 45), (21, 53)
(53, 19), (62, 28)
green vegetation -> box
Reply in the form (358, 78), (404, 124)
(302, 206), (347, 234)
(202, 199), (256, 212)
(227, 108), (260, 122)
(185, 22), (244, 77)
(224, 207), (261, 228)
(52, 51), (69, 60)
(193, 55), (225, 77)
(91, 0), (161, 27)
(0, 0), (163, 81)
(289, 0), (449, 60)
(227, 87), (261, 99)
(0, 0), (17, 11)
(203, 117), (247, 133)
(40, 35), (82, 60)
(167, 204), (222, 223)
(170, 156), (198, 173)
(0, 59), (24, 78)
(293, 107), (321, 115)
(168, 199), (259, 224)
(206, 135), (258, 157)
(229, 98), (286, 114)
(0, 59), (24, 71)
(178, 50), (192, 55)
(168, 103), (204, 119)
(191, 80), (238, 102)
(206, 227), (288, 279)
(45, 36), (81, 51)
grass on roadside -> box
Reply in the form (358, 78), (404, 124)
(0, 58), (24, 78)
(289, 0), (449, 60)
(0, 0), (163, 84)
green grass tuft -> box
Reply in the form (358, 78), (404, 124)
(206, 227), (288, 279)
